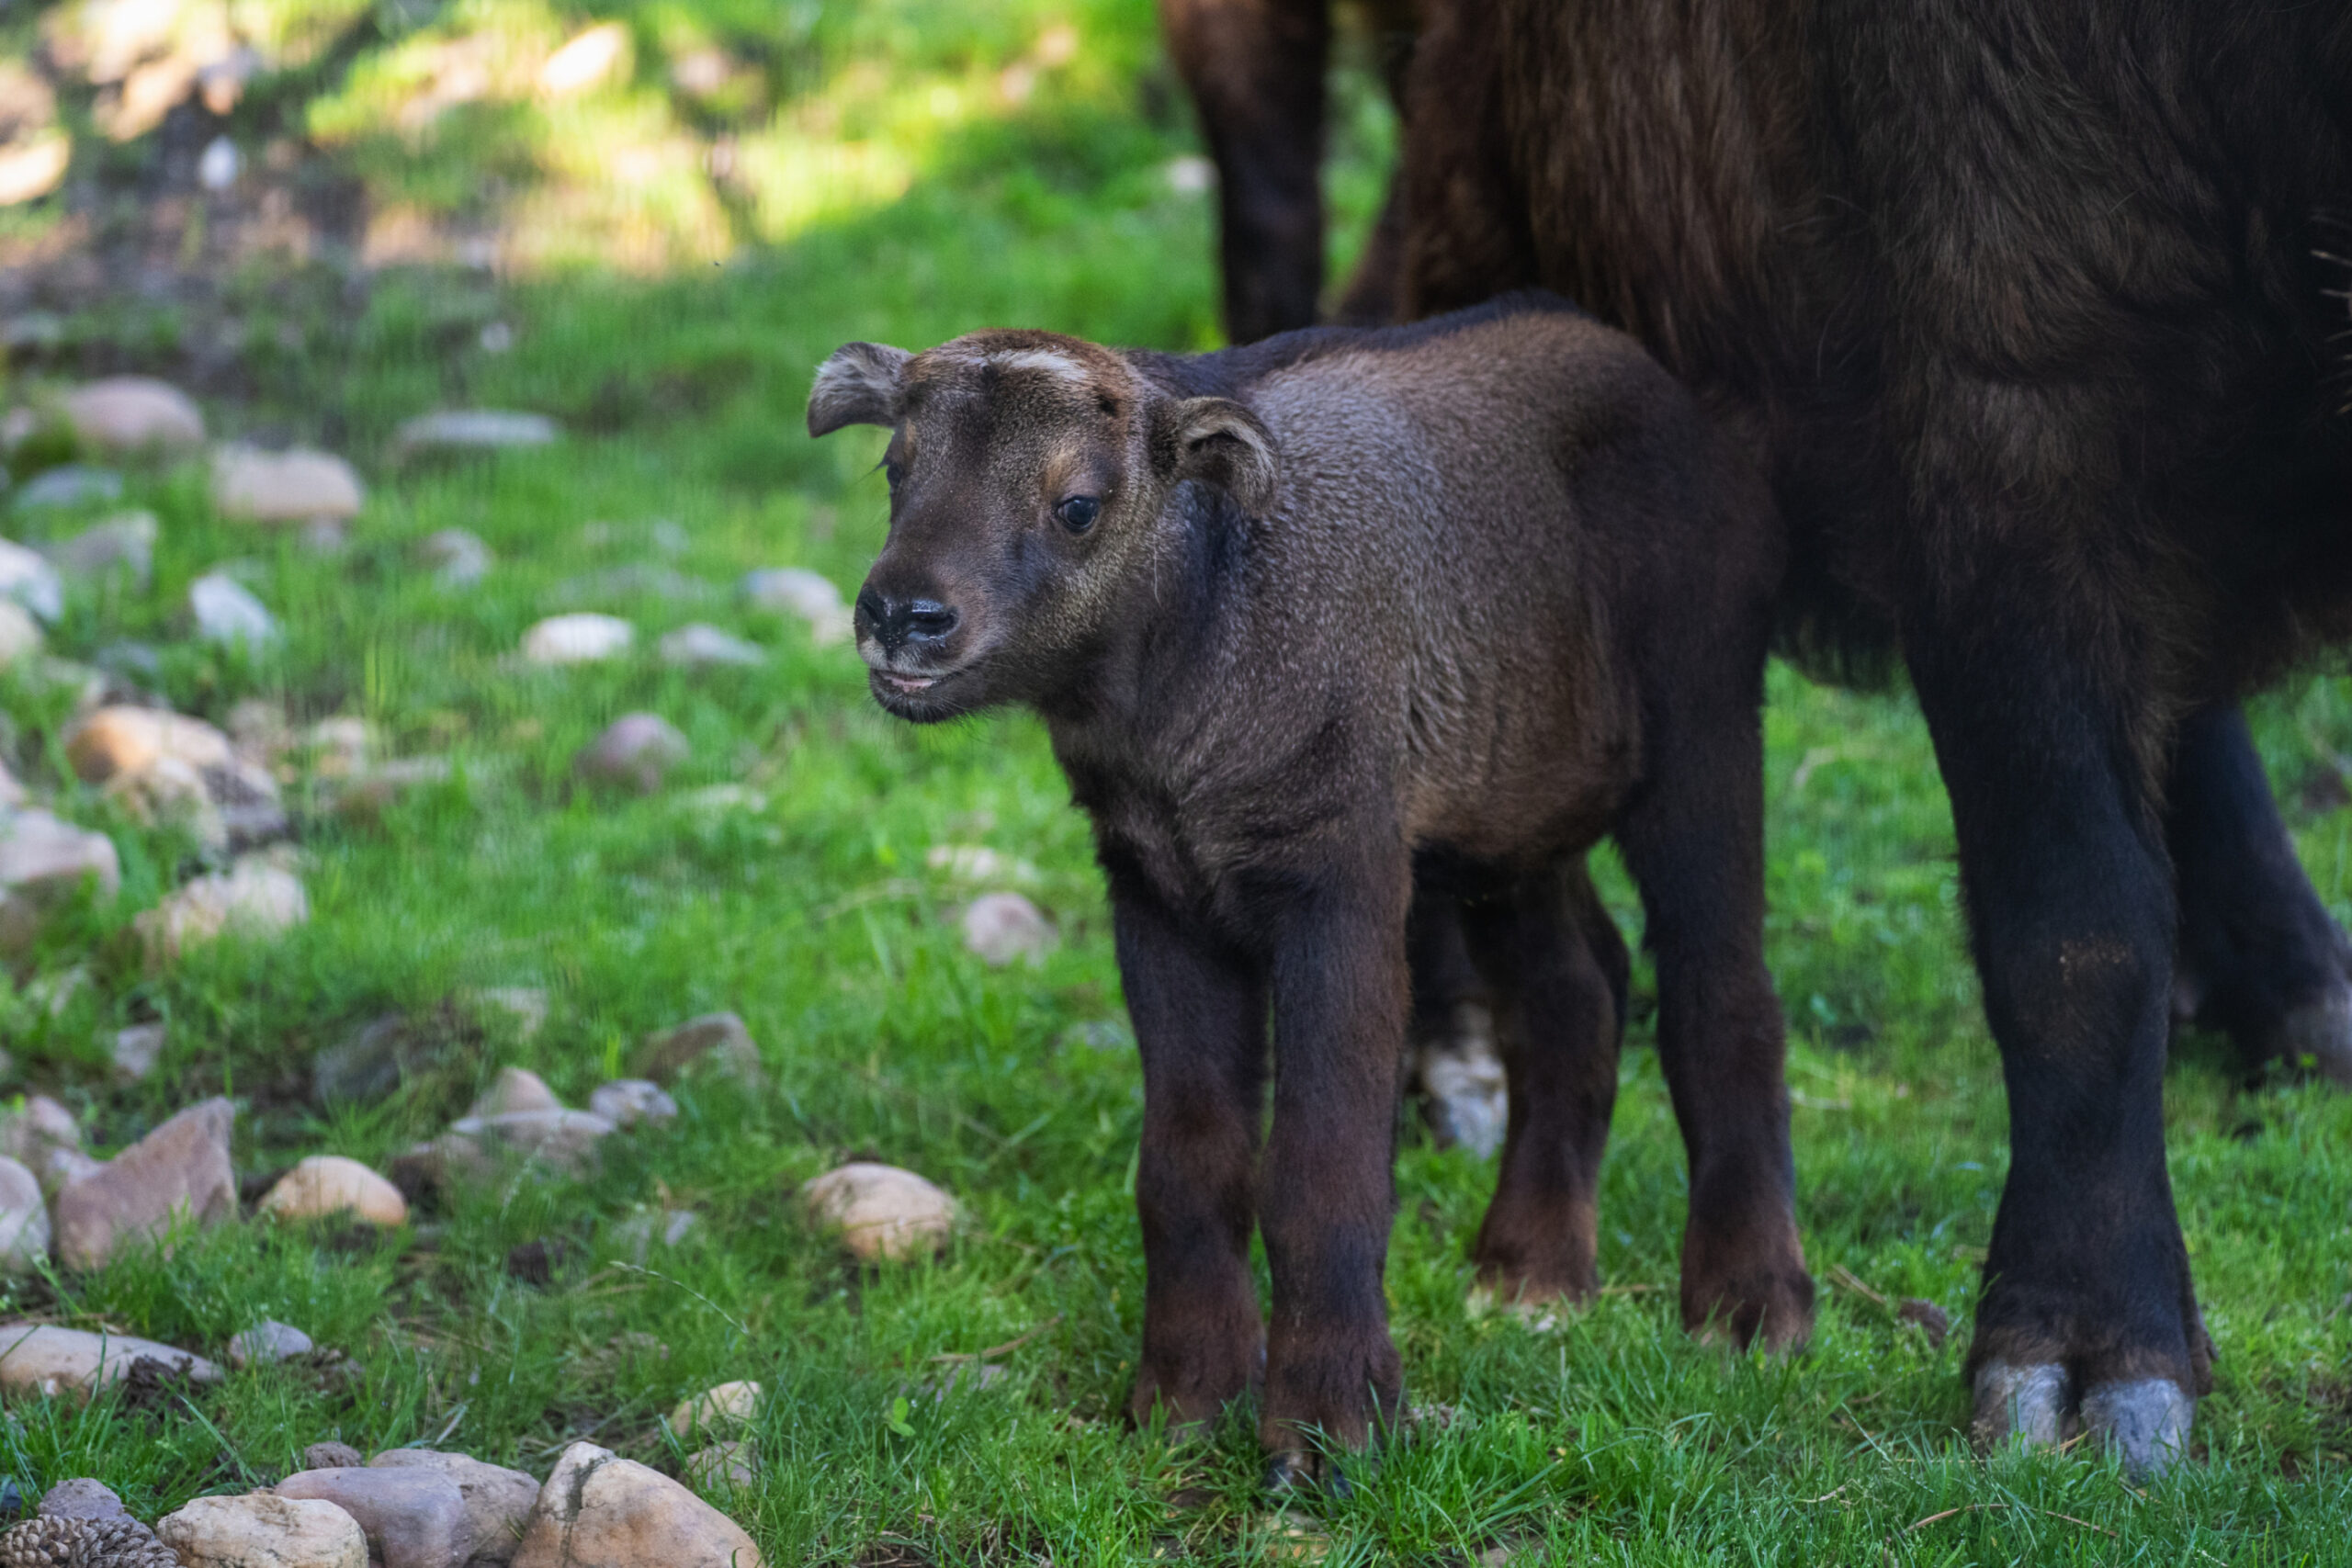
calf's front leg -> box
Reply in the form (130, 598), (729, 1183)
(1256, 852), (1411, 1487)
(1115, 886), (1270, 1437)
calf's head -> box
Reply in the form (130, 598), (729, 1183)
(808, 330), (1277, 721)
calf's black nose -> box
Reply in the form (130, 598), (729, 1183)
(858, 585), (960, 654)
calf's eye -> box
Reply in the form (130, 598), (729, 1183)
(1056, 495), (1101, 534)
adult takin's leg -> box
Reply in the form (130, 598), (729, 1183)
(2166, 701), (2352, 1084)
(1902, 581), (2209, 1478)
(1256, 850), (1411, 1489)
(1460, 858), (1629, 1307)
(1159, 0), (1329, 343)
(1615, 684), (1813, 1350)
(1114, 886), (1271, 1438)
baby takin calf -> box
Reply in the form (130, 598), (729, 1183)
(808, 294), (1811, 1486)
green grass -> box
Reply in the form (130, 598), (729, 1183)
(2, 2), (2349, 1562)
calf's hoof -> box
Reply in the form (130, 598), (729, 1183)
(1681, 1263), (1815, 1352)
(1262, 1449), (1351, 1500)
(1971, 1361), (2193, 1478)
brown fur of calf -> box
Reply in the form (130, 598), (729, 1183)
(808, 294), (1809, 1483)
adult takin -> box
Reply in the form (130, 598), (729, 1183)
(808, 294), (1809, 1486)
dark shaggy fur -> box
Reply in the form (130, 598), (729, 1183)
(811, 295), (1810, 1484)
(1398, 0), (2352, 1473)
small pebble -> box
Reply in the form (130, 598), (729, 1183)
(586, 1079), (677, 1129)
(960, 891), (1055, 966)
(227, 1319), (314, 1369)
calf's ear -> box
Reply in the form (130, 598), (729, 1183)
(1159, 396), (1279, 514)
(808, 343), (913, 435)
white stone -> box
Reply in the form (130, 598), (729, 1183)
(136, 853), (308, 965)
(960, 890), (1055, 966)
(190, 570), (279, 647)
(586, 1079), (676, 1130)
(0, 807), (122, 951)
(211, 446), (365, 523)
(0, 1094), (80, 1171)
(511, 1443), (760, 1568)
(395, 411), (558, 453)
(62, 377), (204, 452)
(0, 1156), (50, 1272)
(466, 1066), (561, 1119)
(260, 1156), (409, 1227)
(0, 537), (63, 621)
(419, 528), (492, 587)
(158, 1494), (368, 1568)
(639, 1011), (763, 1087)
(0, 599), (40, 663)
(273, 1465), (469, 1568)
(573, 713), (687, 791)
(740, 567), (853, 644)
(228, 1319), (313, 1368)
(111, 1021), (166, 1082)
(665, 1381), (761, 1440)
(682, 1441), (754, 1495)
(520, 614), (632, 665)
(657, 623), (763, 668)
(0, 1323), (221, 1398)
(538, 24), (630, 96)
(197, 135), (239, 189)
(799, 1162), (956, 1262)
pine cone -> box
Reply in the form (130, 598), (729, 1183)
(0, 1516), (180, 1568)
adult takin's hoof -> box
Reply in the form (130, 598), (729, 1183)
(1971, 1361), (2194, 1478)
(1679, 1258), (1816, 1352)
(2271, 982), (2352, 1088)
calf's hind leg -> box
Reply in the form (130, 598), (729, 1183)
(1461, 857), (1630, 1307)
(1114, 886), (1270, 1437)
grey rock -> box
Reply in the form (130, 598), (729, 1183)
(52, 1097), (238, 1269)
(0, 1093), (81, 1172)
(42, 511), (157, 586)
(274, 1466), (469, 1568)
(465, 1066), (561, 1120)
(0, 807), (122, 953)
(305, 1442), (366, 1472)
(395, 411), (558, 454)
(189, 570), (279, 648)
(656, 623), (763, 669)
(229, 1319), (315, 1369)
(421, 1110), (616, 1187)
(552, 565), (709, 606)
(367, 1450), (537, 1568)
(639, 1011), (763, 1088)
(573, 713), (687, 793)
(314, 1013), (441, 1107)
(111, 1021), (167, 1083)
(134, 853), (307, 965)
(38, 1478), (130, 1521)
(959, 891), (1054, 967)
(419, 529), (492, 588)
(12, 467), (123, 513)
(0, 1156), (50, 1273)
(0, 538), (62, 622)
(585, 1079), (676, 1130)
